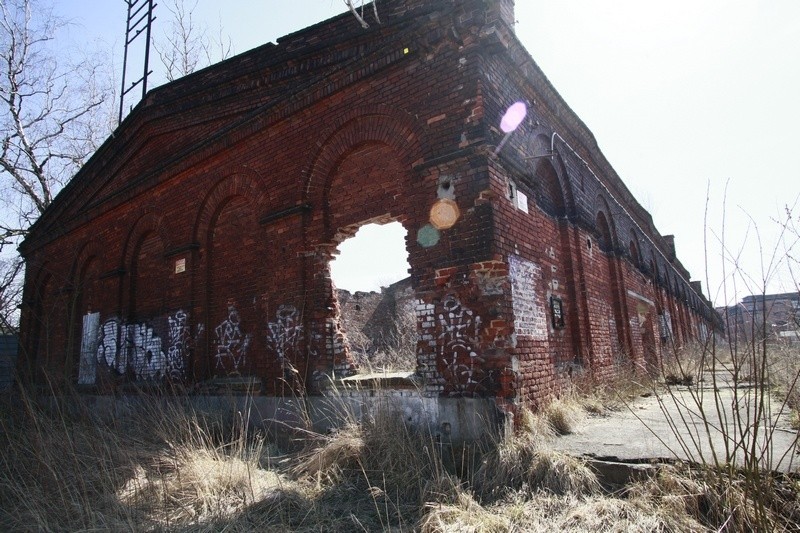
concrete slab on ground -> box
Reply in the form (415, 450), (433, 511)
(551, 379), (799, 473)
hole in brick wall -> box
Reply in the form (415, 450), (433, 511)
(330, 221), (417, 373)
(331, 222), (409, 292)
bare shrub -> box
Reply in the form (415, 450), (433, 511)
(768, 342), (800, 419)
(661, 344), (705, 386)
(627, 463), (800, 531)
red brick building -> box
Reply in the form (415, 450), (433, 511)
(18, 0), (717, 410)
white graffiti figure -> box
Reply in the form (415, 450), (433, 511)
(167, 310), (190, 379)
(437, 295), (483, 394)
(214, 304), (252, 373)
(266, 305), (303, 375)
(97, 318), (126, 374)
(127, 323), (166, 379)
(93, 310), (191, 381)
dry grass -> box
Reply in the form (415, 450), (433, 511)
(543, 396), (582, 435)
(628, 462), (800, 531)
(421, 487), (708, 532)
(475, 408), (600, 500)
(292, 422), (365, 483)
(769, 343), (800, 425)
(350, 302), (418, 374)
(2, 382), (798, 532)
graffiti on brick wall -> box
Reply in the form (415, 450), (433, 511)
(78, 312), (100, 385)
(509, 255), (547, 339)
(97, 318), (124, 374)
(474, 270), (505, 296)
(214, 303), (252, 373)
(266, 305), (303, 372)
(127, 323), (166, 379)
(437, 295), (483, 394)
(415, 300), (441, 390)
(166, 310), (190, 378)
(83, 310), (191, 382)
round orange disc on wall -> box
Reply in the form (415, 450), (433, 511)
(429, 199), (460, 230)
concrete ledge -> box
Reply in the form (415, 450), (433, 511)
(71, 391), (506, 445)
(585, 458), (659, 489)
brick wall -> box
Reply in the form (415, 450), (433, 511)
(19, 0), (717, 414)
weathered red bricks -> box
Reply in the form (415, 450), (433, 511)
(18, 0), (718, 413)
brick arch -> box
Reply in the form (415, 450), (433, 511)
(302, 107), (424, 204)
(531, 157), (566, 218)
(592, 195), (631, 358)
(121, 209), (170, 270)
(594, 196), (618, 253)
(321, 142), (414, 242)
(69, 239), (108, 286)
(530, 134), (575, 217)
(122, 213), (170, 320)
(21, 261), (55, 378)
(192, 169), (270, 243)
(646, 248), (660, 282)
(65, 241), (106, 380)
(192, 170), (267, 379)
(594, 211), (613, 253)
(628, 229), (641, 268)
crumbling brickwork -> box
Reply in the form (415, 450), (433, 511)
(18, 0), (718, 413)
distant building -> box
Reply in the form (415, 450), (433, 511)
(717, 292), (800, 344)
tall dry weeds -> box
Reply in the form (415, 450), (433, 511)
(474, 408), (600, 500)
(0, 386), (286, 530)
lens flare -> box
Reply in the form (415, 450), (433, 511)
(429, 198), (460, 230)
(417, 224), (440, 248)
(500, 101), (527, 133)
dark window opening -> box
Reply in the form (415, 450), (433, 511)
(550, 296), (565, 329)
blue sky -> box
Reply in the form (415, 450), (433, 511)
(52, 1), (800, 303)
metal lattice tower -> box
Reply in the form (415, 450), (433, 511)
(119, 0), (157, 125)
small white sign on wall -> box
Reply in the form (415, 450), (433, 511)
(516, 190), (529, 213)
(175, 258), (186, 274)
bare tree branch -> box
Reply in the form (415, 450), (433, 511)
(0, 0), (113, 329)
(154, 0), (233, 82)
(0, 257), (23, 333)
(344, 0), (370, 29)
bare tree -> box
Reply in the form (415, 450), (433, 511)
(0, 0), (112, 330)
(0, 257), (22, 333)
(155, 0), (232, 82)
(344, 0), (381, 29)
(0, 0), (110, 241)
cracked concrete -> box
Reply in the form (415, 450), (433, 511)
(552, 375), (799, 473)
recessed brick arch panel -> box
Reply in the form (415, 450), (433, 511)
(122, 210), (170, 320)
(303, 107), (425, 204)
(193, 169), (271, 242)
(192, 170), (269, 380)
(530, 133), (575, 217)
